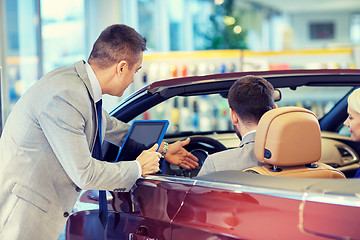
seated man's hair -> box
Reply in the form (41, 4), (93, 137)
(228, 75), (274, 124)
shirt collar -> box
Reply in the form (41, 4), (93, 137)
(242, 129), (256, 140)
(85, 62), (102, 103)
(239, 130), (256, 147)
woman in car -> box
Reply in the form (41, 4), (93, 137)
(344, 88), (360, 178)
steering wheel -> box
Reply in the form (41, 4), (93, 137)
(188, 136), (228, 152)
(162, 136), (228, 177)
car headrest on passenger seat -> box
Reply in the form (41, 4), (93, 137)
(254, 106), (321, 166)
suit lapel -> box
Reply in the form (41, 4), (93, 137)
(74, 60), (94, 100)
(74, 60), (99, 151)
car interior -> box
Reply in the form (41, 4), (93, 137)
(104, 81), (360, 180)
(70, 75), (360, 240)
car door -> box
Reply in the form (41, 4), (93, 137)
(300, 181), (360, 239)
(170, 182), (310, 239)
(108, 178), (194, 240)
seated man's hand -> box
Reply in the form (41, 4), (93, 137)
(136, 144), (161, 176)
(164, 138), (199, 169)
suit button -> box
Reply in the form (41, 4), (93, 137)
(63, 212), (69, 218)
(75, 187), (82, 192)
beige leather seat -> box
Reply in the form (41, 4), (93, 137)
(244, 106), (345, 178)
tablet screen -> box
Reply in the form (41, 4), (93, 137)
(115, 120), (169, 162)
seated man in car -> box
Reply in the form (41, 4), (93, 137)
(197, 75), (276, 176)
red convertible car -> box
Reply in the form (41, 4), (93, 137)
(66, 69), (360, 240)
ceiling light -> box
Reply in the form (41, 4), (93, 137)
(224, 16), (236, 26)
(233, 25), (242, 34)
(214, 0), (224, 5)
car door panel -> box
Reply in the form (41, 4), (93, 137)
(172, 185), (322, 239)
(109, 179), (193, 240)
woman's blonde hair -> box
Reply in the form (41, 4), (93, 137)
(348, 88), (360, 113)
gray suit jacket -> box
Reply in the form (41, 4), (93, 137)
(0, 61), (140, 239)
(197, 132), (263, 176)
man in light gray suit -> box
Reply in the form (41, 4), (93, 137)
(198, 75), (275, 176)
(0, 24), (197, 240)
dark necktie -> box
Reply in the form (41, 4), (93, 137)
(92, 100), (108, 228)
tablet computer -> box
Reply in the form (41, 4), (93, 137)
(115, 120), (169, 162)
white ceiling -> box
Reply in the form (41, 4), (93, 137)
(247, 0), (360, 13)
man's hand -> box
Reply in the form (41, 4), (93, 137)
(164, 138), (199, 169)
(136, 144), (161, 176)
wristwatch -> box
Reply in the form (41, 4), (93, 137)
(161, 142), (168, 158)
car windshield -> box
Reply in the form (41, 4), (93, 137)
(132, 94), (231, 134)
(130, 85), (353, 135)
(276, 86), (352, 119)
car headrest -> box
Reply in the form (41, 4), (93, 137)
(254, 106), (321, 166)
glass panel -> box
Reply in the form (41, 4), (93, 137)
(276, 86), (352, 119)
(350, 13), (360, 44)
(5, 0), (41, 110)
(191, 0), (215, 50)
(138, 0), (156, 50)
(40, 0), (85, 74)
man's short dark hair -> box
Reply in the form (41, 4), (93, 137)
(88, 24), (147, 69)
(228, 75), (274, 124)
